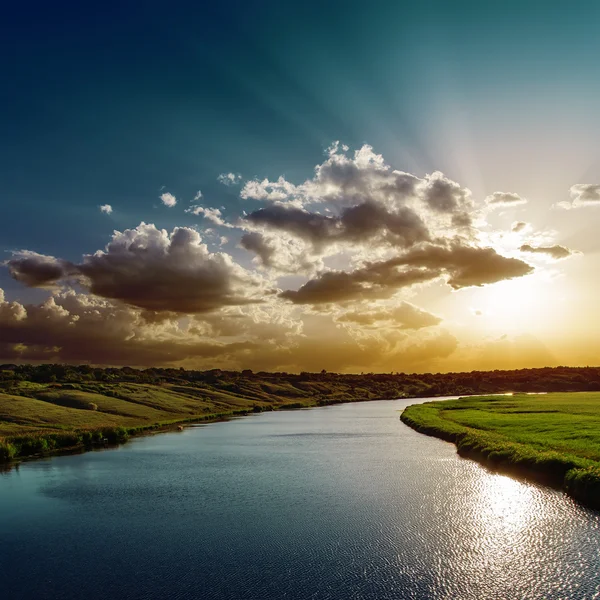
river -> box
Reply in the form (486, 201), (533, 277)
(1, 397), (599, 600)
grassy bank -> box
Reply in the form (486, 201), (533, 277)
(401, 393), (600, 510)
(0, 378), (396, 463)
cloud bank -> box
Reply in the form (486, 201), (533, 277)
(4, 142), (563, 371)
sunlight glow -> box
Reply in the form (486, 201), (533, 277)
(470, 276), (555, 333)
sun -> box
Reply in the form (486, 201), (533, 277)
(470, 274), (556, 334)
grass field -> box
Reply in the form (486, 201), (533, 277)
(401, 392), (600, 509)
(0, 378), (388, 462)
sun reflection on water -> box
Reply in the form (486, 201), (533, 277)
(464, 470), (544, 586)
(479, 473), (537, 532)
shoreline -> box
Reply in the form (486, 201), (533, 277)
(400, 401), (600, 512)
(0, 410), (250, 471)
(0, 395), (402, 470)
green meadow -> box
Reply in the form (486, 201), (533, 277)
(401, 392), (600, 509)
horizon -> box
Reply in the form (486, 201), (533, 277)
(2, 363), (599, 377)
(2, 1), (600, 373)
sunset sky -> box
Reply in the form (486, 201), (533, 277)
(2, 1), (600, 372)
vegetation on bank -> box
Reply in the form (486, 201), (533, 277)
(3, 363), (600, 466)
(401, 393), (600, 510)
(0, 381), (366, 463)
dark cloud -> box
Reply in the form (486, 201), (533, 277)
(280, 267), (439, 305)
(7, 224), (265, 314)
(421, 172), (471, 213)
(244, 202), (429, 251)
(339, 202), (430, 246)
(519, 244), (576, 260)
(239, 146), (479, 272)
(6, 251), (74, 288)
(281, 242), (533, 305)
(451, 212), (473, 228)
(240, 232), (276, 267)
(78, 225), (263, 313)
(245, 205), (336, 248)
(398, 243), (534, 289)
(511, 221), (528, 233)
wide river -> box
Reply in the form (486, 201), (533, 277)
(1, 398), (599, 599)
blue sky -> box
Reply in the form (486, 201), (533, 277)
(2, 1), (600, 370)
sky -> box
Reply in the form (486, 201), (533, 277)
(2, 0), (600, 372)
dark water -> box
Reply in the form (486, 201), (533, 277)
(1, 398), (599, 600)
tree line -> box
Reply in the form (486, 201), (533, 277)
(2, 363), (600, 398)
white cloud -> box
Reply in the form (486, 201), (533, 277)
(218, 173), (242, 186)
(160, 192), (177, 207)
(186, 206), (233, 228)
(194, 190), (203, 201)
(485, 191), (527, 209)
(99, 204), (113, 214)
(557, 184), (600, 209)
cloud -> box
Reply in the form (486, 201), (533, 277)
(187, 206), (232, 227)
(420, 171), (473, 214)
(241, 176), (300, 202)
(78, 224), (266, 313)
(5, 251), (74, 288)
(240, 232), (276, 267)
(519, 243), (577, 260)
(280, 242), (533, 305)
(160, 192), (177, 207)
(194, 190), (203, 201)
(485, 191), (527, 209)
(7, 223), (266, 313)
(244, 201), (430, 252)
(6, 142), (578, 372)
(0, 286), (458, 373)
(243, 328), (459, 374)
(241, 144), (423, 212)
(218, 173), (242, 186)
(238, 144), (480, 272)
(99, 204), (113, 214)
(336, 302), (441, 330)
(398, 242), (533, 289)
(245, 205), (336, 247)
(558, 184), (600, 209)
(240, 230), (321, 274)
(280, 267), (439, 305)
(0, 289), (258, 366)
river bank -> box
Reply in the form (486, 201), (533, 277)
(0, 391), (401, 467)
(3, 397), (600, 600)
(401, 393), (600, 510)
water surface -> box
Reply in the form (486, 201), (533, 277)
(1, 398), (599, 599)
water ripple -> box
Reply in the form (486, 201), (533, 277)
(1, 399), (599, 599)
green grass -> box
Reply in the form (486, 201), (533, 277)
(0, 379), (390, 462)
(401, 392), (600, 510)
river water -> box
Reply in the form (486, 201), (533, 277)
(1, 398), (599, 600)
